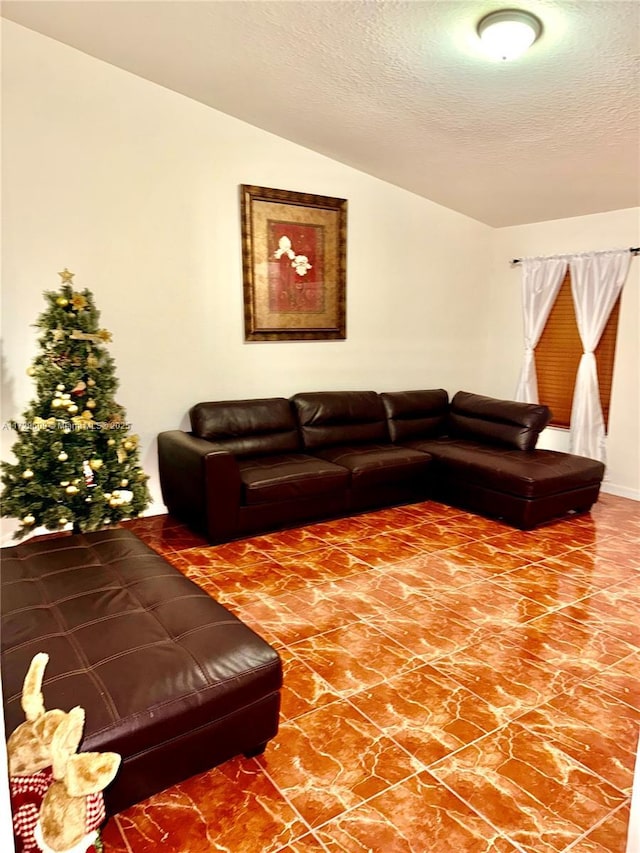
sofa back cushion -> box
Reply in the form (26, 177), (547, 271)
(189, 398), (300, 457)
(381, 390), (450, 443)
(448, 391), (551, 451)
(291, 391), (388, 450)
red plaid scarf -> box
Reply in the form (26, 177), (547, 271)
(85, 791), (106, 834)
(10, 767), (54, 852)
(11, 769), (105, 853)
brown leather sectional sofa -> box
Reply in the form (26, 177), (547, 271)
(158, 389), (605, 540)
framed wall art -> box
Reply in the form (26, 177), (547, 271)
(240, 184), (347, 341)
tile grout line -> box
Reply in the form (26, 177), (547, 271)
(252, 757), (334, 853)
(304, 763), (525, 852)
(113, 814), (135, 853)
(561, 797), (632, 851)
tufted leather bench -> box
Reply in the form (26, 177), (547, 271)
(1, 528), (282, 814)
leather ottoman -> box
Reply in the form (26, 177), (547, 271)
(1, 528), (282, 814)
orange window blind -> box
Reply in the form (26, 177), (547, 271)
(534, 270), (620, 429)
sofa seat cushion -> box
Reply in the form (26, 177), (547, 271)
(409, 438), (604, 499)
(238, 453), (349, 506)
(313, 444), (431, 490)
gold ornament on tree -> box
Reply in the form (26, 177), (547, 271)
(71, 292), (88, 311)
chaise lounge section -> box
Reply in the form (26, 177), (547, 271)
(158, 388), (605, 540)
(382, 389), (605, 531)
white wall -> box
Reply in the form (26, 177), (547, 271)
(1, 22), (492, 540)
(484, 208), (640, 499)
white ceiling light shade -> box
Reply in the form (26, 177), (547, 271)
(477, 9), (542, 61)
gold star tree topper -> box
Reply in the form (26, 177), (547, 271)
(58, 268), (75, 283)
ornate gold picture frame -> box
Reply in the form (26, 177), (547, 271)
(240, 184), (347, 341)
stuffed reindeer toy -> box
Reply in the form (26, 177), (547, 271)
(8, 653), (69, 777)
(7, 653), (121, 853)
(34, 706), (120, 853)
(8, 653), (70, 852)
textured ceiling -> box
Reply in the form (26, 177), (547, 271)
(2, 0), (639, 227)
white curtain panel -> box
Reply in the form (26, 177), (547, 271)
(569, 250), (631, 462)
(515, 257), (567, 403)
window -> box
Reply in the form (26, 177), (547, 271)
(535, 269), (621, 429)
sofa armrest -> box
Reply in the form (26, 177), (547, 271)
(158, 431), (242, 542)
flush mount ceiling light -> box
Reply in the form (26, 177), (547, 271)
(477, 9), (542, 61)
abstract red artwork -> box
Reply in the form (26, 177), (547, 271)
(268, 221), (324, 313)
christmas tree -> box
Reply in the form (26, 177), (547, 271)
(1, 269), (150, 539)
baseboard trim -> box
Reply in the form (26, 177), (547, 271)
(601, 482), (640, 501)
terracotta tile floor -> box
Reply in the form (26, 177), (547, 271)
(101, 494), (640, 852)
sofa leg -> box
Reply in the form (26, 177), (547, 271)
(243, 741), (268, 758)
(573, 504), (594, 515)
